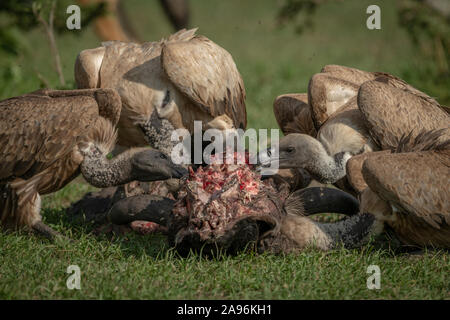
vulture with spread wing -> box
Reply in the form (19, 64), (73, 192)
(75, 28), (246, 157)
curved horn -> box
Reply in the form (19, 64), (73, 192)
(282, 212), (379, 251)
(107, 195), (175, 227)
(317, 213), (378, 249)
(284, 187), (359, 216)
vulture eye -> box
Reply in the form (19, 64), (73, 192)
(160, 153), (168, 160)
(286, 147), (295, 153)
(161, 90), (170, 108)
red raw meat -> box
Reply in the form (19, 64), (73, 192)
(171, 152), (288, 252)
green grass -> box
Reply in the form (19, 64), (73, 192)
(0, 0), (449, 299)
(0, 184), (448, 300)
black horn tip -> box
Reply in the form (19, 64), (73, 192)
(172, 165), (189, 179)
(286, 187), (359, 216)
(327, 212), (377, 249)
(108, 195), (175, 227)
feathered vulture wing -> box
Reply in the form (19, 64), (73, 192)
(0, 91), (100, 182)
(320, 65), (443, 106)
(346, 150), (390, 194)
(358, 80), (450, 150)
(321, 65), (377, 86)
(161, 35), (247, 129)
(40, 88), (122, 126)
(308, 73), (359, 129)
(347, 129), (450, 195)
(370, 72), (443, 109)
(273, 94), (316, 137)
(362, 149), (450, 229)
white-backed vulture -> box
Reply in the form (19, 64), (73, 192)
(348, 129), (450, 249)
(0, 89), (187, 238)
(267, 65), (448, 186)
(75, 28), (246, 157)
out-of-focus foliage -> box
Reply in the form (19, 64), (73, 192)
(397, 0), (450, 105)
(0, 0), (105, 56)
(397, 0), (450, 75)
(277, 0), (450, 104)
(277, 0), (336, 34)
(0, 0), (105, 90)
(0, 27), (27, 56)
(277, 0), (344, 34)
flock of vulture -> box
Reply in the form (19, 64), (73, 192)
(0, 28), (449, 255)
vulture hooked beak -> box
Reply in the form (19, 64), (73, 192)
(256, 134), (351, 184)
(256, 139), (300, 175)
(171, 165), (189, 179)
(255, 146), (280, 176)
(131, 149), (188, 181)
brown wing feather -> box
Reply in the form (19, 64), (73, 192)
(161, 35), (247, 129)
(0, 93), (99, 182)
(371, 73), (442, 109)
(96, 28), (240, 145)
(321, 65), (442, 109)
(308, 73), (359, 129)
(34, 88), (122, 126)
(273, 94), (316, 137)
(98, 29), (198, 93)
(358, 80), (450, 150)
(321, 65), (377, 85)
(346, 150), (390, 194)
(362, 149), (450, 229)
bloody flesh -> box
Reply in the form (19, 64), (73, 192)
(171, 152), (287, 245)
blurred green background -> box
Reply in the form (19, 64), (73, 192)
(1, 0), (448, 131)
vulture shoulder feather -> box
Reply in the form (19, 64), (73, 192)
(346, 150), (390, 194)
(317, 97), (378, 156)
(0, 89), (119, 183)
(273, 93), (316, 136)
(321, 64), (377, 85)
(362, 146), (450, 230)
(161, 34), (247, 129)
(308, 73), (359, 129)
(358, 80), (450, 150)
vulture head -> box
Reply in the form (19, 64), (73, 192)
(128, 148), (189, 181)
(75, 28), (247, 157)
(259, 133), (352, 184)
